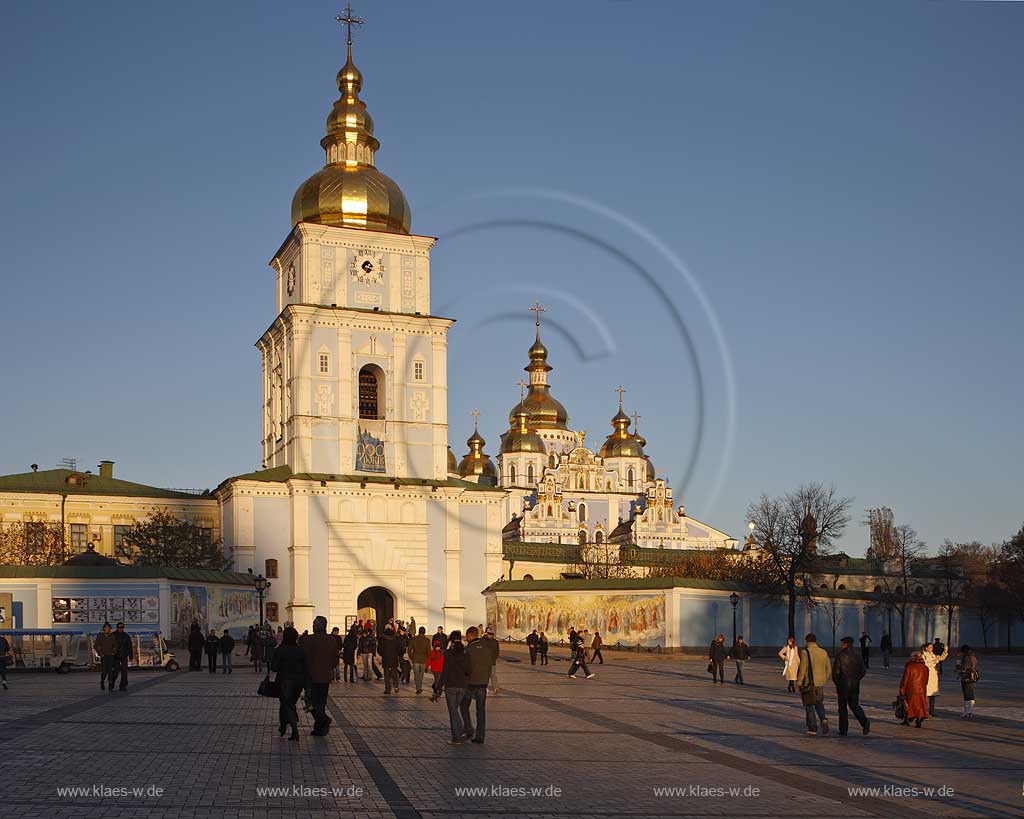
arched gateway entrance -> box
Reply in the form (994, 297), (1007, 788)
(357, 586), (395, 636)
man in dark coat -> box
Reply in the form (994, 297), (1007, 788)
(526, 629), (539, 665)
(187, 621), (205, 671)
(435, 626), (448, 651)
(880, 632), (893, 669)
(113, 622), (134, 691)
(219, 629), (235, 674)
(95, 622), (118, 690)
(440, 630), (470, 743)
(460, 626), (491, 743)
(204, 629), (220, 674)
(933, 637), (945, 676)
(342, 625), (359, 683)
(330, 627), (343, 681)
(302, 616), (338, 736)
(727, 635), (751, 684)
(833, 636), (870, 736)
(397, 626), (412, 685)
(708, 634), (727, 684)
(378, 626), (403, 695)
(859, 632), (872, 669)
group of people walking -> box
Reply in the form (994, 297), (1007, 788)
(717, 631), (981, 735)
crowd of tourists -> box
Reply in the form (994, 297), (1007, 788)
(709, 630), (981, 736)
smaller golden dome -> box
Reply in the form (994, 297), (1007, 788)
(500, 414), (547, 454)
(447, 446), (458, 475)
(458, 418), (497, 483)
(601, 399), (646, 459)
(645, 456), (655, 481)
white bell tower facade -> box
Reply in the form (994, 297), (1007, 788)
(259, 224), (451, 482)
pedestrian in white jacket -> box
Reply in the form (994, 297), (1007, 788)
(778, 637), (799, 692)
(922, 642), (948, 716)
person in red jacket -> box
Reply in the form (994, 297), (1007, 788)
(427, 634), (446, 701)
(899, 651), (930, 728)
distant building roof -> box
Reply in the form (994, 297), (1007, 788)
(217, 465), (503, 494)
(0, 469), (208, 501)
(0, 565), (256, 584)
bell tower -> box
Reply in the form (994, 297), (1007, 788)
(258, 10), (451, 481)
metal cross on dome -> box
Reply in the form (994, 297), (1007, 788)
(471, 408), (480, 428)
(336, 4), (364, 46)
(529, 300), (546, 327)
(615, 384), (627, 408)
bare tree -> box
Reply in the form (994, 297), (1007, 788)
(874, 523), (925, 649)
(567, 539), (636, 580)
(747, 483), (852, 638)
(0, 521), (67, 565)
(993, 523), (1024, 650)
(126, 511), (227, 570)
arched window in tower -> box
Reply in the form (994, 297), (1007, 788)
(548, 453), (556, 469)
(627, 468), (635, 488)
(264, 558), (278, 579)
(547, 505), (553, 517)
(578, 502), (586, 522)
(527, 463), (534, 484)
(578, 529), (587, 546)
(358, 364), (384, 419)
(265, 602), (279, 622)
(595, 530), (604, 545)
(510, 464), (517, 484)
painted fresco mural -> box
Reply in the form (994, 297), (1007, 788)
(170, 584), (256, 642)
(489, 593), (666, 647)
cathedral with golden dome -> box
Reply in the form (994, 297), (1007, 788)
(449, 307), (733, 576)
(213, 15), (732, 630)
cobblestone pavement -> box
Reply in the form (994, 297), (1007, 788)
(1, 645), (1021, 818)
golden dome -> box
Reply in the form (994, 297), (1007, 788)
(510, 312), (569, 430)
(600, 400), (646, 459)
(645, 456), (656, 481)
(500, 411), (547, 455)
(291, 44), (411, 234)
(447, 446), (458, 475)
(458, 420), (497, 483)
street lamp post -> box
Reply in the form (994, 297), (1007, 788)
(729, 592), (740, 645)
(254, 574), (271, 636)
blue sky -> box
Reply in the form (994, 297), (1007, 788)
(1, 1), (1021, 553)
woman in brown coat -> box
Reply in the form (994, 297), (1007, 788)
(899, 651), (930, 727)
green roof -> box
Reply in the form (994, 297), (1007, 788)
(218, 465), (501, 493)
(486, 576), (882, 601)
(502, 542), (737, 567)
(0, 565), (255, 584)
(503, 541), (581, 564)
(0, 469), (210, 501)
(485, 577), (750, 593)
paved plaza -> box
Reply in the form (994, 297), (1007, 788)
(1, 645), (1021, 819)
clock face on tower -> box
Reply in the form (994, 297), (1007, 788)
(351, 251), (384, 286)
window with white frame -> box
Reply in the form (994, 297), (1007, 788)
(319, 352), (330, 374)
(413, 359), (425, 381)
(70, 523), (88, 553)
